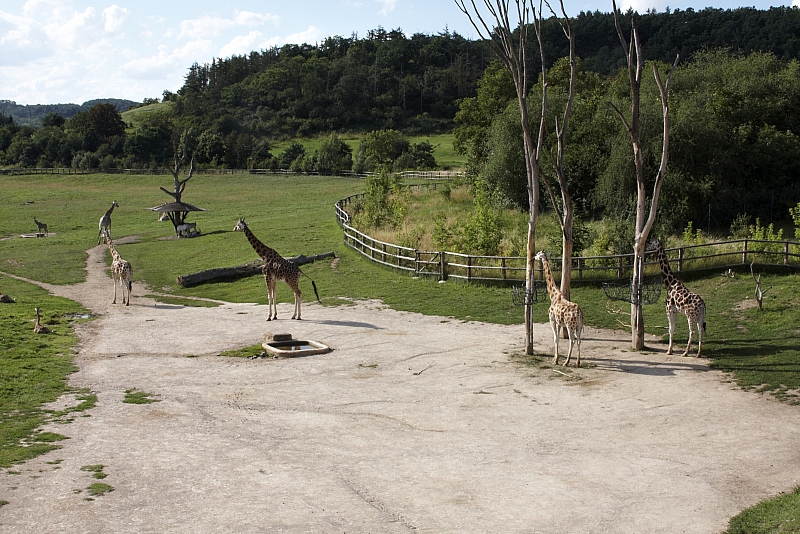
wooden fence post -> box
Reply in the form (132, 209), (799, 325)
(415, 250), (420, 276)
(617, 256), (623, 279)
(678, 247), (684, 272)
(467, 255), (472, 281)
(785, 241), (790, 265)
(439, 252), (447, 282)
(501, 257), (507, 279)
(743, 239), (748, 264)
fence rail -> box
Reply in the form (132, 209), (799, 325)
(336, 194), (800, 284)
(1, 167), (463, 179)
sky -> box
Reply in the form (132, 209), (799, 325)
(1, 0), (798, 106)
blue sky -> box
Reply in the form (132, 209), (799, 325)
(1, 0), (797, 106)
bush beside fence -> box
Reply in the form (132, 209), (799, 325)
(336, 194), (800, 284)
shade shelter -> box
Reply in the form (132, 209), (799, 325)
(149, 201), (206, 237)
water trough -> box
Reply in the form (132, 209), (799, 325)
(262, 333), (331, 357)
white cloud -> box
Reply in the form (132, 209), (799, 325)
(377, 0), (397, 15)
(219, 30), (263, 58)
(234, 11), (279, 26)
(103, 5), (128, 33)
(178, 10), (278, 40)
(125, 39), (213, 78)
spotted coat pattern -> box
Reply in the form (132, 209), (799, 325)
(648, 238), (706, 357)
(535, 250), (584, 367)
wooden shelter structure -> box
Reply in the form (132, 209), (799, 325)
(149, 201), (206, 237)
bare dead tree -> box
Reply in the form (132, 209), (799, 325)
(455, 0), (547, 355)
(750, 261), (772, 311)
(160, 135), (195, 230)
(611, 0), (679, 350)
(540, 0), (576, 309)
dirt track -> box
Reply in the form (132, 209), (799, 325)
(1, 242), (799, 533)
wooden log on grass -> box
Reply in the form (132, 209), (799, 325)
(177, 252), (335, 287)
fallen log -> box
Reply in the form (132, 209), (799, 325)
(177, 251), (336, 287)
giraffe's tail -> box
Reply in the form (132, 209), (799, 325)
(311, 280), (320, 302)
(703, 321), (706, 332)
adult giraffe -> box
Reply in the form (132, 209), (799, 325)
(535, 250), (584, 367)
(97, 201), (119, 244)
(233, 218), (319, 320)
(647, 238), (706, 357)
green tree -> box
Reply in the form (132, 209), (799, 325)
(315, 133), (353, 174)
(360, 129), (409, 168)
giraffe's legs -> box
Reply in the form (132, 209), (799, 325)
(269, 278), (278, 320)
(564, 329), (573, 367)
(550, 312), (560, 365)
(682, 316), (695, 357)
(695, 311), (705, 357)
(263, 270), (276, 320)
(112, 273), (117, 304)
(291, 288), (302, 319)
(666, 302), (677, 355)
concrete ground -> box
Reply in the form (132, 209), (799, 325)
(1, 242), (798, 533)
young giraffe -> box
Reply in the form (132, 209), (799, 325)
(647, 238), (706, 357)
(233, 218), (319, 320)
(97, 201), (119, 244)
(105, 237), (132, 305)
(535, 250), (584, 367)
(33, 217), (48, 236)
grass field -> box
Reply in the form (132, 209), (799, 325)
(0, 276), (92, 468)
(1, 172), (798, 531)
(270, 132), (465, 170)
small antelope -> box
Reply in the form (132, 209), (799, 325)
(34, 217), (48, 236)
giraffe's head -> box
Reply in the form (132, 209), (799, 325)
(233, 218), (248, 232)
(645, 237), (662, 252)
(112, 200), (119, 208)
(534, 250), (548, 263)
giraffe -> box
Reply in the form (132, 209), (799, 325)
(33, 217), (48, 236)
(647, 238), (706, 357)
(34, 307), (51, 334)
(233, 218), (319, 320)
(535, 250), (584, 367)
(106, 237), (132, 305)
(97, 201), (119, 244)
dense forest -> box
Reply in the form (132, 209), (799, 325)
(0, 99), (139, 127)
(1, 6), (800, 234)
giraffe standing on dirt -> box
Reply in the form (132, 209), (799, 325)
(535, 250), (584, 367)
(647, 238), (706, 357)
(106, 237), (132, 306)
(233, 218), (319, 320)
(97, 201), (119, 244)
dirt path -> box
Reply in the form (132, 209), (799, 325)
(1, 244), (799, 533)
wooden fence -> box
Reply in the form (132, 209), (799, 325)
(336, 193), (800, 284)
(1, 167), (463, 179)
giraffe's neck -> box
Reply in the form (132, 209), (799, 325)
(242, 225), (278, 261)
(541, 258), (562, 302)
(108, 244), (120, 262)
(656, 245), (680, 288)
(105, 205), (115, 218)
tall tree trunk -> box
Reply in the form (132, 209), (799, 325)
(612, 1), (678, 350)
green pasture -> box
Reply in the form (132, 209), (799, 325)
(270, 132), (464, 170)
(0, 276), (91, 468)
(1, 172), (798, 530)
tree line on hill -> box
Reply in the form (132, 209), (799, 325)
(0, 99), (139, 127)
(1, 7), (799, 233)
